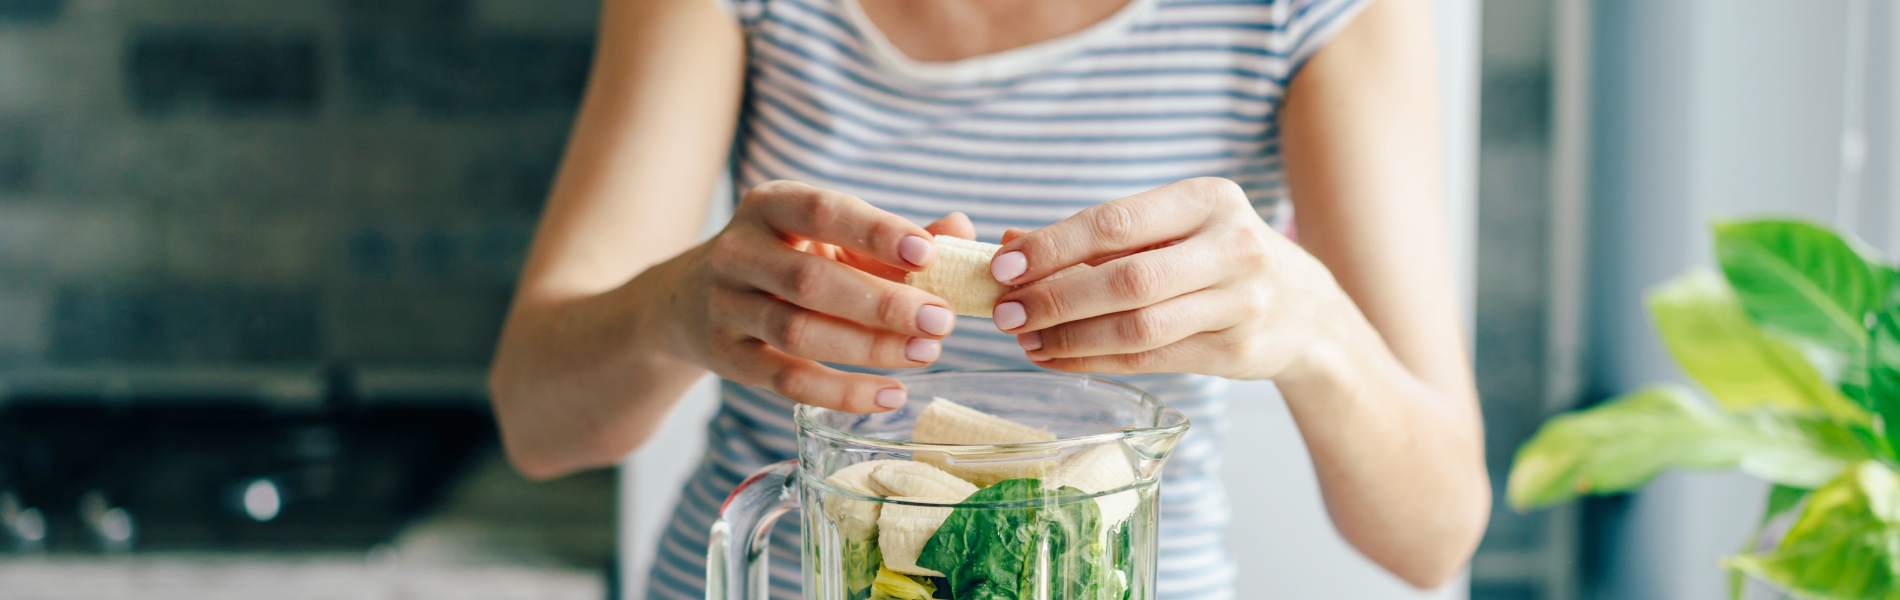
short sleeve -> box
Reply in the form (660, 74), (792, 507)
(1280, 0), (1376, 78)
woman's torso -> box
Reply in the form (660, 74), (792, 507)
(648, 0), (1368, 598)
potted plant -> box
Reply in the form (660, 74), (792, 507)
(1508, 219), (1900, 599)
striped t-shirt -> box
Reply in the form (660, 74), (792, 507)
(646, 0), (1370, 598)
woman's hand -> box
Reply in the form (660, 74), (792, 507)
(656, 180), (973, 413)
(990, 177), (1345, 381)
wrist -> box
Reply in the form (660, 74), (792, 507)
(1270, 284), (1378, 405)
(624, 243), (709, 369)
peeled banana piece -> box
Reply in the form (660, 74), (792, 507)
(911, 398), (1060, 486)
(877, 497), (958, 577)
(907, 236), (1009, 318)
(905, 235), (1089, 318)
(1045, 443), (1140, 527)
(868, 461), (979, 500)
(823, 460), (909, 541)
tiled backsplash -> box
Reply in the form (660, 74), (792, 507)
(0, 0), (599, 367)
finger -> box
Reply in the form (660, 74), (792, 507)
(1032, 331), (1229, 376)
(845, 212), (979, 283)
(1001, 227), (1032, 245)
(990, 178), (1236, 285)
(719, 339), (909, 413)
(926, 212), (977, 240)
(726, 291), (942, 368)
(994, 240), (1225, 332)
(744, 180), (939, 270)
(726, 228), (957, 337)
(1019, 291), (1239, 360)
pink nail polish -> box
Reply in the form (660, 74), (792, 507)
(1017, 331), (1042, 351)
(899, 235), (932, 267)
(994, 302), (1026, 330)
(905, 338), (941, 363)
(991, 251), (1027, 283)
(917, 305), (954, 336)
(875, 388), (907, 409)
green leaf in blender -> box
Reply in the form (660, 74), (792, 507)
(845, 539), (883, 598)
(870, 563), (938, 600)
(915, 478), (1109, 600)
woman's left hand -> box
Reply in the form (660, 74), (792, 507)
(990, 177), (1346, 381)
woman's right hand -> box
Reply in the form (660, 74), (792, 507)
(653, 180), (968, 413)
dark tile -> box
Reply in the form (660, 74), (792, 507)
(324, 285), (509, 365)
(1481, 68), (1550, 144)
(346, 227), (397, 277)
(128, 31), (323, 116)
(462, 130), (565, 215)
(50, 286), (318, 364)
(0, 121), (37, 192)
(0, 0), (61, 22)
(345, 32), (594, 116)
(335, 0), (471, 30)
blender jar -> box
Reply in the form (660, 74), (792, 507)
(707, 371), (1190, 600)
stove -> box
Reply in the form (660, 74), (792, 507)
(0, 367), (494, 554)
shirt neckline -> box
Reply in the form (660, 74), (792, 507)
(837, 0), (1157, 85)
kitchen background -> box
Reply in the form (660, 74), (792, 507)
(0, 0), (1888, 599)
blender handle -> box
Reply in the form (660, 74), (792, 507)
(707, 459), (800, 600)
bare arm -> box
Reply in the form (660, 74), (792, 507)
(491, 0), (969, 481)
(982, 0), (1487, 587)
(1280, 0), (1490, 587)
(489, 0), (743, 479)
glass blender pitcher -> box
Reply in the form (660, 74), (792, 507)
(708, 371), (1190, 600)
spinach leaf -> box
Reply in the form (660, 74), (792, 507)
(845, 539), (882, 599)
(916, 478), (1111, 600)
(1649, 271), (1867, 422)
(1507, 385), (1856, 510)
(1727, 462), (1900, 599)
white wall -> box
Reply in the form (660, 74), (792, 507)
(1589, 1), (1880, 598)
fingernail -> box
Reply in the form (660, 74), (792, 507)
(875, 388), (907, 409)
(905, 338), (941, 363)
(1029, 354), (1054, 363)
(994, 302), (1026, 330)
(917, 305), (954, 336)
(899, 235), (933, 267)
(991, 251), (1027, 283)
(1017, 331), (1041, 351)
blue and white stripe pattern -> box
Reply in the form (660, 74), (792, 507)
(647, 0), (1368, 598)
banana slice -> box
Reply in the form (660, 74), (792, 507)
(868, 462), (979, 501)
(912, 398), (1060, 486)
(907, 236), (1009, 318)
(906, 235), (1089, 318)
(1045, 443), (1140, 527)
(823, 460), (908, 541)
(877, 497), (958, 577)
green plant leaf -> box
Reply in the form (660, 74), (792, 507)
(1872, 306), (1900, 464)
(1649, 271), (1867, 422)
(1727, 462), (1900, 599)
(1507, 385), (1855, 511)
(1763, 484), (1812, 526)
(1715, 220), (1888, 355)
(1731, 485), (1816, 600)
